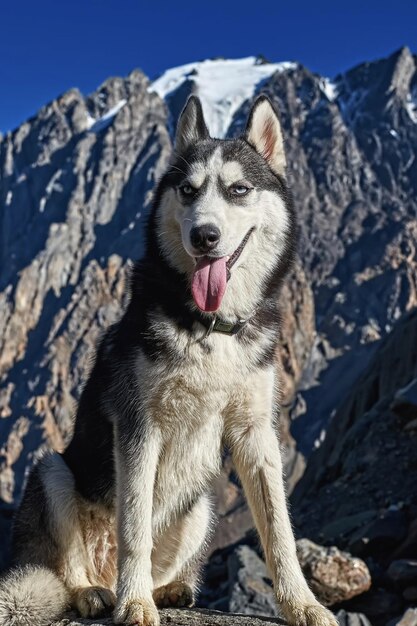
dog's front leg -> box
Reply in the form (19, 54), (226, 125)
(226, 369), (337, 626)
(113, 419), (161, 626)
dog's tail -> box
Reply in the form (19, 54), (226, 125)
(0, 565), (69, 626)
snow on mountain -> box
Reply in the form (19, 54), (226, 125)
(406, 89), (417, 122)
(151, 57), (296, 138)
(319, 77), (338, 102)
(86, 99), (127, 132)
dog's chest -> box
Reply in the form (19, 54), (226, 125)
(145, 332), (248, 425)
(143, 334), (248, 524)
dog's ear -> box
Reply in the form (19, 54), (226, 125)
(244, 96), (286, 176)
(175, 96), (210, 153)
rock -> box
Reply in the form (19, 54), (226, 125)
(201, 533), (261, 609)
(348, 511), (408, 558)
(335, 610), (372, 626)
(387, 560), (417, 586)
(209, 457), (254, 553)
(277, 261), (316, 412)
(296, 539), (371, 606)
(402, 586), (417, 602)
(0, 511), (12, 571)
(342, 588), (403, 617)
(404, 418), (417, 432)
(391, 379), (417, 421)
(320, 512), (377, 545)
(392, 518), (417, 560)
(276, 261), (313, 492)
(388, 609), (417, 626)
(227, 545), (278, 617)
(53, 608), (287, 626)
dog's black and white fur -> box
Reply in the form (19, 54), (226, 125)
(0, 96), (336, 626)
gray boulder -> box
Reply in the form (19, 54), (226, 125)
(335, 610), (372, 626)
(388, 609), (417, 626)
(387, 560), (417, 586)
(391, 379), (417, 421)
(227, 545), (278, 617)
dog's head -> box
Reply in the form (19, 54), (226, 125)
(154, 95), (295, 318)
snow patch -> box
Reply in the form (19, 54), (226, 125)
(150, 57), (296, 138)
(405, 91), (417, 123)
(338, 86), (367, 127)
(86, 99), (127, 133)
(320, 78), (338, 102)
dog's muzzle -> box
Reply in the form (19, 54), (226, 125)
(191, 227), (255, 313)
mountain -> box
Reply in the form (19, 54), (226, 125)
(0, 49), (416, 586)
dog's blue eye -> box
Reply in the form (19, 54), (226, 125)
(180, 184), (195, 196)
(231, 185), (250, 196)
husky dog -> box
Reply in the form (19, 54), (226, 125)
(0, 96), (336, 626)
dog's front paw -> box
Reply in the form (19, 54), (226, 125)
(153, 581), (194, 608)
(72, 586), (116, 618)
(113, 597), (160, 626)
(282, 602), (338, 626)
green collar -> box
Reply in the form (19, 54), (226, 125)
(200, 314), (250, 337)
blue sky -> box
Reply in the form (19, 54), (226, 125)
(1, 0), (416, 133)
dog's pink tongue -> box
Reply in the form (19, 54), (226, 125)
(192, 257), (227, 312)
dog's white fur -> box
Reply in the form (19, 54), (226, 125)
(0, 97), (337, 626)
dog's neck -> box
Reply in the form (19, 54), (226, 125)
(192, 310), (253, 337)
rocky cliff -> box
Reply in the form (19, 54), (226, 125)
(291, 309), (417, 623)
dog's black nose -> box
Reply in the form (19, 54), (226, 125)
(190, 224), (221, 253)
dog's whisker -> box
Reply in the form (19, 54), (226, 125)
(167, 165), (187, 176)
(174, 152), (192, 170)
